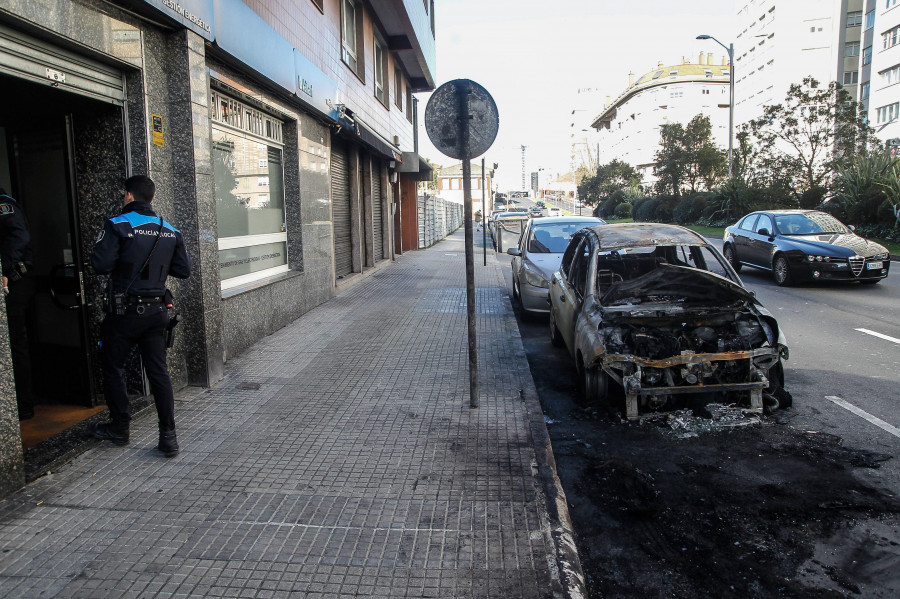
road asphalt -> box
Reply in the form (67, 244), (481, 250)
(0, 228), (584, 599)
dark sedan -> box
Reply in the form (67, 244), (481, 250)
(723, 210), (891, 286)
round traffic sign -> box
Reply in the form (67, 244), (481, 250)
(425, 79), (499, 160)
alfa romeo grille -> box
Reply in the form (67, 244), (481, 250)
(848, 255), (864, 276)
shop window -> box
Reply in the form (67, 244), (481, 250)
(341, 0), (364, 80)
(211, 91), (289, 291)
(374, 37), (388, 107)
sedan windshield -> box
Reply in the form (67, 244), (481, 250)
(774, 212), (848, 235)
(528, 222), (598, 253)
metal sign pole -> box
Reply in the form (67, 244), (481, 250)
(458, 83), (478, 409)
(424, 78), (498, 410)
(482, 158), (487, 266)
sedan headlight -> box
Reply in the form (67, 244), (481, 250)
(806, 255), (832, 263)
(872, 252), (890, 261)
(522, 266), (550, 289)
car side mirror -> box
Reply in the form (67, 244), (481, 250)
(757, 228), (770, 236)
(848, 224), (856, 232)
(507, 247), (521, 256)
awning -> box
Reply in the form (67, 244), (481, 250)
(337, 117), (402, 162)
(399, 151), (433, 181)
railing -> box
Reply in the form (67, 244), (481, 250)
(418, 194), (464, 248)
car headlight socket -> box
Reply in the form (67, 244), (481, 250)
(522, 267), (549, 289)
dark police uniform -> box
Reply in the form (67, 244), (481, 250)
(0, 192), (36, 419)
(90, 201), (191, 435)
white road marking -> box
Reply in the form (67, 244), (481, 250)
(855, 328), (900, 344)
(825, 396), (900, 439)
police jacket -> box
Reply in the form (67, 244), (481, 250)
(0, 193), (33, 278)
(90, 201), (191, 296)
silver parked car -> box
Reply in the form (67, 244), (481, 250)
(548, 223), (790, 420)
(507, 216), (606, 315)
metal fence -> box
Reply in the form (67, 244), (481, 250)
(417, 194), (464, 249)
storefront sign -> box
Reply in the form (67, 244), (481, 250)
(214, 0), (295, 94)
(293, 49), (338, 118)
(138, 0), (214, 41)
(152, 114), (165, 147)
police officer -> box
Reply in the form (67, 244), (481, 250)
(0, 187), (35, 420)
(90, 175), (191, 457)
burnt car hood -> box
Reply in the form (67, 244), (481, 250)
(600, 264), (761, 307)
(782, 233), (887, 257)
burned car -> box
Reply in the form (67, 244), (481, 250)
(548, 223), (790, 420)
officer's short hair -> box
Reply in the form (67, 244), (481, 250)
(125, 175), (156, 203)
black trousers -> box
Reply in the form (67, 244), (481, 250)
(100, 303), (175, 430)
(4, 275), (35, 417)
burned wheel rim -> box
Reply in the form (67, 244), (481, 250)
(773, 255), (792, 286)
(583, 366), (608, 404)
(549, 310), (564, 347)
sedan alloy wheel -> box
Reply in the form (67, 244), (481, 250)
(773, 255), (793, 287)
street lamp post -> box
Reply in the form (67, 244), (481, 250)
(697, 34), (734, 180)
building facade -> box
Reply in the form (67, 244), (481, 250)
(0, 0), (435, 496)
(435, 163), (492, 211)
(865, 0), (900, 147)
(589, 56), (731, 188)
(733, 0), (863, 126)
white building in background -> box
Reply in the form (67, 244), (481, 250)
(733, 1), (863, 126)
(435, 163), (492, 206)
(589, 55), (731, 189)
(866, 0), (900, 149)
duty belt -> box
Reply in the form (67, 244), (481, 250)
(126, 295), (165, 304)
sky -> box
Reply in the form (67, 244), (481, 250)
(417, 0), (736, 190)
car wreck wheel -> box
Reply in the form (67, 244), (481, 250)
(549, 310), (564, 347)
(576, 361), (608, 406)
(773, 255), (792, 287)
(723, 244), (741, 272)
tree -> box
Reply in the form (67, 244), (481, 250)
(747, 77), (877, 193)
(577, 159), (640, 205)
(654, 115), (726, 196)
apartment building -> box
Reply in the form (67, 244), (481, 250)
(0, 0), (435, 495)
(867, 0), (900, 147)
(589, 56), (732, 188)
(734, 0), (863, 126)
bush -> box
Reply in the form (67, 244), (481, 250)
(877, 199), (898, 225)
(633, 198), (660, 222)
(800, 186), (827, 209)
(614, 202), (633, 218)
(598, 189), (627, 218)
(673, 192), (712, 224)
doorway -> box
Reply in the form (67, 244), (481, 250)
(1, 72), (127, 445)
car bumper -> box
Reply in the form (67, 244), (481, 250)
(520, 280), (551, 313)
(788, 256), (890, 282)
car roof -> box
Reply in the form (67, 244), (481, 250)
(583, 222), (706, 250)
(531, 216), (604, 226)
(751, 209), (825, 216)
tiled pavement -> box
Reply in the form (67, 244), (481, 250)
(0, 229), (583, 598)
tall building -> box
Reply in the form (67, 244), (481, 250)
(865, 0), (900, 147)
(589, 56), (732, 188)
(0, 0), (435, 495)
(733, 0), (863, 126)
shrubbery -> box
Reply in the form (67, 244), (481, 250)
(614, 202), (633, 219)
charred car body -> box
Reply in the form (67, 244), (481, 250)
(548, 223), (790, 420)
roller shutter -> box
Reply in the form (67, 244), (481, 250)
(372, 160), (384, 262)
(0, 23), (125, 105)
(332, 139), (353, 278)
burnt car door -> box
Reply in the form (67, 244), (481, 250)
(556, 236), (592, 352)
(747, 213), (777, 268)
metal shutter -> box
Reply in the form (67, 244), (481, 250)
(0, 23), (125, 106)
(331, 139), (353, 277)
(372, 160), (384, 262)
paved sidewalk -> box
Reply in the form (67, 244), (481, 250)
(0, 229), (583, 598)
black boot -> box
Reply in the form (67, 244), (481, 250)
(90, 421), (129, 446)
(158, 427), (179, 457)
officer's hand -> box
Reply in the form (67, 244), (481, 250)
(1, 276), (7, 297)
